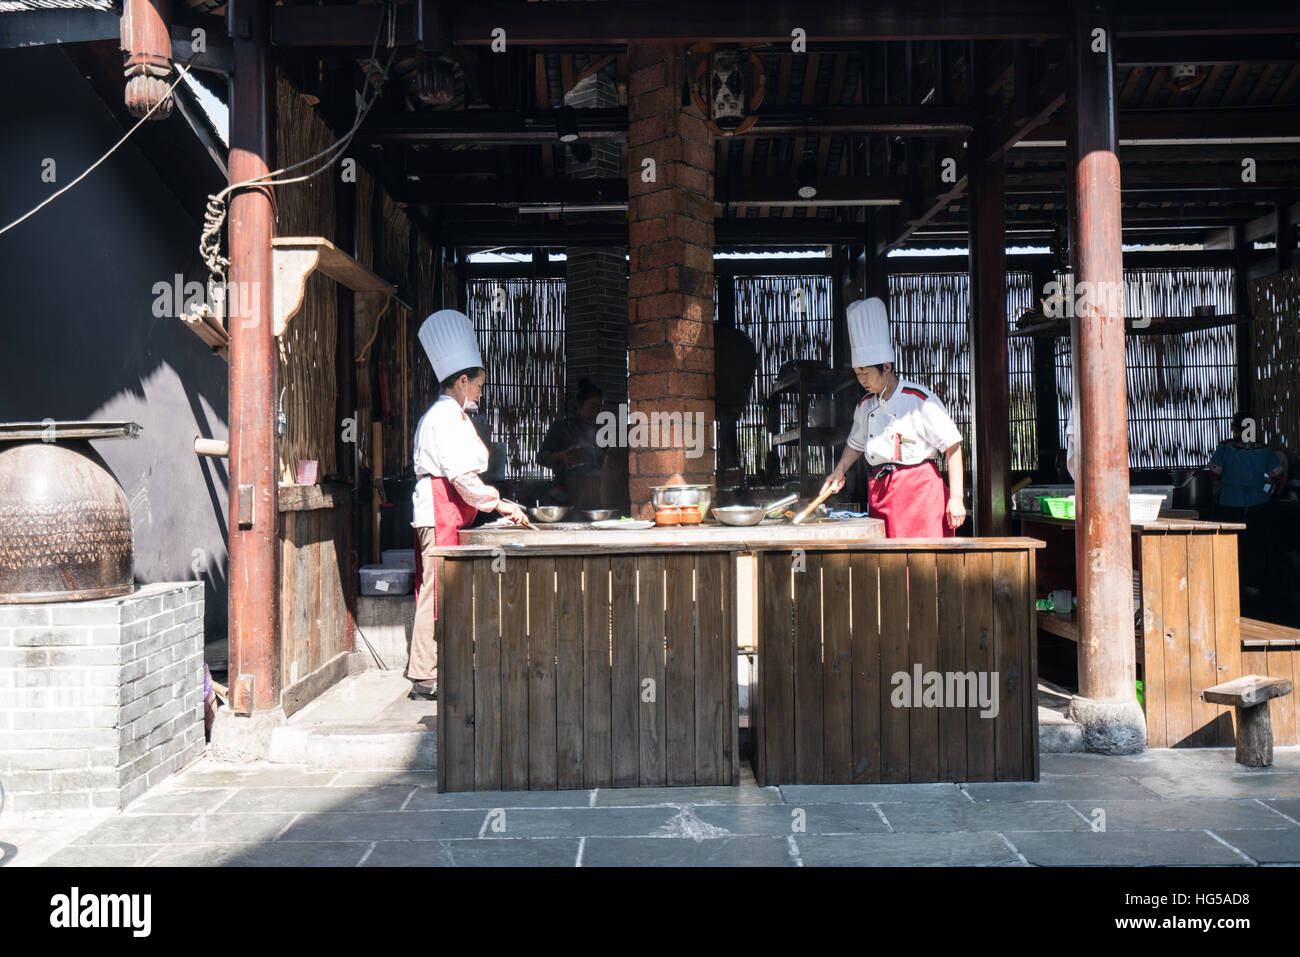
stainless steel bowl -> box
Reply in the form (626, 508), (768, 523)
(581, 508), (618, 522)
(528, 505), (570, 523)
(712, 505), (766, 527)
(649, 484), (712, 519)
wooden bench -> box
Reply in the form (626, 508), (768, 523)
(1202, 675), (1294, 766)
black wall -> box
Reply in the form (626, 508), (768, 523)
(0, 45), (230, 637)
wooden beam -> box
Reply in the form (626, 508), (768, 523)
(1025, 107), (1300, 143)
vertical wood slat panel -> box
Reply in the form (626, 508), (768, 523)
(1141, 535), (1168, 748)
(1210, 532), (1242, 747)
(292, 512), (312, 684)
(665, 555), (696, 786)
(439, 558), (475, 792)
(500, 559), (530, 789)
(878, 553), (910, 783)
(555, 557), (585, 789)
(963, 552), (996, 781)
(610, 557), (639, 787)
(793, 552), (825, 784)
(317, 511), (333, 665)
(821, 553), (853, 784)
(1185, 535), (1221, 747)
(761, 554), (795, 785)
(1268, 642), (1298, 747)
(1161, 535), (1194, 746)
(725, 556), (738, 785)
(849, 553), (881, 783)
(907, 552), (940, 783)
(936, 553), (967, 782)
(992, 550), (1026, 781)
(473, 563), (502, 790)
(694, 553), (725, 786)
(1026, 548), (1040, 781)
(308, 510), (322, 674)
(528, 557), (558, 788)
(584, 557), (613, 788)
(637, 555), (666, 787)
(279, 511), (294, 688)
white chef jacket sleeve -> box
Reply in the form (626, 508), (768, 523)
(916, 393), (963, 455)
(846, 401), (869, 453)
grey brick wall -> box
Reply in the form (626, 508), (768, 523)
(0, 582), (204, 814)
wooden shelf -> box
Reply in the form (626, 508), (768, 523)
(770, 369), (858, 395)
(1011, 314), (1243, 338)
(272, 237), (395, 337)
(773, 426), (850, 447)
(1037, 609), (1078, 642)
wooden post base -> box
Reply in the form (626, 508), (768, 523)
(1234, 703), (1274, 767)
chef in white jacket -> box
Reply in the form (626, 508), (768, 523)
(407, 309), (526, 700)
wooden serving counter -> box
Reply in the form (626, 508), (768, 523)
(428, 531), (1043, 791)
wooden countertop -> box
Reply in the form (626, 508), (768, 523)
(459, 516), (885, 548)
(1014, 511), (1245, 532)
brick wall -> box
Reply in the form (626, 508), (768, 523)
(0, 582), (205, 814)
(627, 44), (716, 516)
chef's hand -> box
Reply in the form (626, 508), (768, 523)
(946, 495), (967, 529)
(497, 500), (528, 524)
(820, 470), (846, 498)
(562, 447), (582, 468)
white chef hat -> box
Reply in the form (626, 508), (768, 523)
(418, 309), (484, 382)
(846, 297), (894, 367)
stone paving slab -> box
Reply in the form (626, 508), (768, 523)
(1064, 798), (1296, 831)
(1134, 773), (1300, 799)
(778, 783), (969, 805)
(172, 766), (337, 788)
(1212, 829), (1300, 864)
(580, 836), (796, 867)
(73, 812), (297, 846)
(1007, 829), (1251, 866)
(364, 838), (582, 867)
(41, 844), (165, 867)
(215, 785), (416, 814)
(277, 810), (484, 843)
(328, 770), (439, 788)
(406, 788), (595, 810)
(145, 842), (370, 867)
(593, 785), (781, 806)
(691, 803), (889, 835)
(123, 788), (237, 815)
(880, 801), (1091, 833)
(475, 806), (684, 839)
(793, 832), (1023, 866)
(963, 775), (1163, 802)
(1260, 799), (1300, 823)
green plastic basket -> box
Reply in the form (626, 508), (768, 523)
(1040, 496), (1076, 519)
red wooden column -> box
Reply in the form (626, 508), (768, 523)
(1067, 0), (1144, 752)
(968, 103), (1010, 537)
(626, 44), (716, 517)
(226, 0), (280, 715)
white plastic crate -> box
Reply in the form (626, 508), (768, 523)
(381, 548), (416, 571)
(1128, 494), (1166, 524)
(359, 564), (413, 596)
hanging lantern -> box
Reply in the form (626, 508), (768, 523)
(415, 58), (456, 106)
(689, 44), (766, 137)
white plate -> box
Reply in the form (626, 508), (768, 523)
(591, 519), (654, 531)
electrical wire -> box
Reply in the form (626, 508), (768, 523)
(200, 1), (399, 290)
(0, 60), (198, 238)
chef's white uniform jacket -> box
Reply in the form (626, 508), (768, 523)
(846, 378), (963, 466)
(411, 395), (491, 527)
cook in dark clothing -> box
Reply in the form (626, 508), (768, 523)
(539, 378), (606, 490)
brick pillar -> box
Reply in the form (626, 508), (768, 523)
(564, 72), (628, 412)
(627, 44), (715, 518)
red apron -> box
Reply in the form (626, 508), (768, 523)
(412, 476), (479, 622)
(868, 460), (954, 538)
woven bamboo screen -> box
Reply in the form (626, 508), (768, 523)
(887, 272), (1037, 471)
(1249, 266), (1300, 454)
(274, 70), (338, 483)
(732, 275), (835, 477)
(466, 278), (567, 479)
(1054, 267), (1238, 469)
